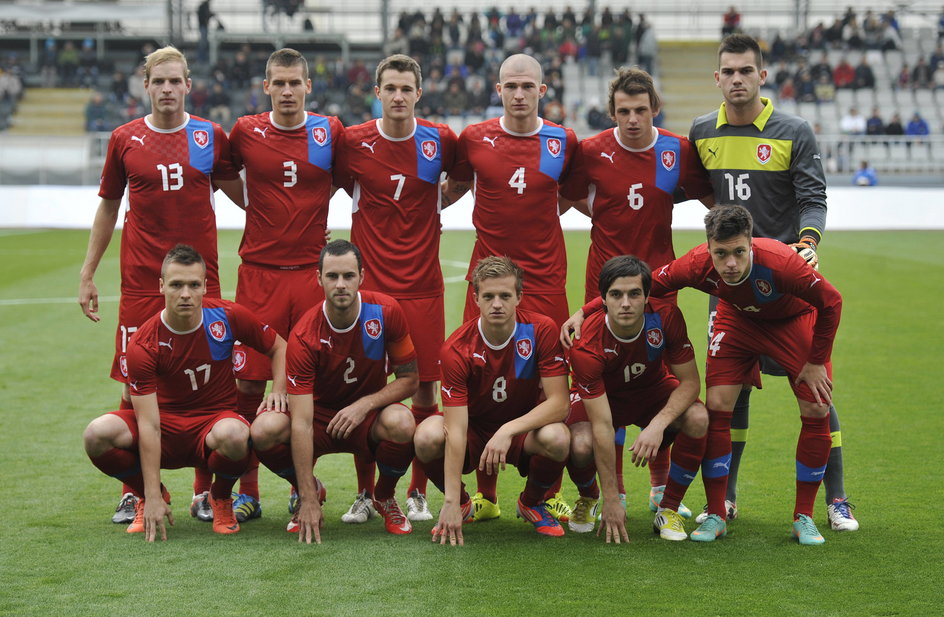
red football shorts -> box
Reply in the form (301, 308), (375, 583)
(234, 263), (323, 381)
(111, 294), (164, 383)
(396, 295), (445, 382)
(463, 283), (570, 329)
(462, 424), (529, 476)
(110, 408), (249, 468)
(706, 306), (831, 403)
(307, 403), (411, 459)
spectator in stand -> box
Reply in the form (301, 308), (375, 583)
(834, 56), (855, 88)
(853, 57), (875, 90)
(906, 112), (930, 141)
(779, 77), (796, 101)
(722, 6), (741, 37)
(86, 92), (108, 131)
(825, 19), (844, 48)
(862, 10), (882, 49)
(897, 63), (911, 90)
(885, 112), (904, 136)
(865, 107), (884, 135)
(880, 10), (902, 51)
(231, 49), (252, 89)
(808, 22), (827, 50)
(0, 67), (22, 102)
(773, 61), (792, 89)
(347, 59), (371, 86)
(109, 70), (128, 103)
(840, 106), (866, 134)
(852, 160), (877, 186)
(636, 15), (657, 75)
(769, 33), (787, 63)
(197, 0), (214, 64)
(542, 97), (566, 125)
(586, 101), (613, 131)
(190, 80), (209, 116)
(931, 44), (944, 71)
(124, 95), (142, 121)
(811, 53), (832, 83)
(911, 57), (933, 89)
(57, 41), (80, 86)
(444, 81), (468, 117)
(128, 65), (146, 107)
(446, 9), (463, 46)
(207, 81), (231, 127)
(796, 70), (816, 102)
(843, 16), (864, 50)
(78, 39), (99, 88)
(384, 28), (410, 57)
(938, 7), (944, 42)
(933, 61), (944, 90)
(814, 75), (836, 102)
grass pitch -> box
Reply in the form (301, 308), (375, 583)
(0, 228), (942, 617)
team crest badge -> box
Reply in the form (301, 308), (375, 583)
(646, 328), (664, 348)
(364, 318), (382, 340)
(233, 349), (247, 372)
(755, 279), (773, 296)
(421, 140), (438, 161)
(209, 320), (227, 341)
(546, 138), (562, 158)
(516, 338), (533, 360)
(660, 150), (676, 171)
(119, 355), (128, 377)
(192, 129), (209, 149)
(756, 143), (772, 164)
(312, 127), (327, 146)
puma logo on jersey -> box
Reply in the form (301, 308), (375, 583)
(600, 151), (615, 163)
(441, 386), (453, 397)
(158, 339), (173, 350)
(361, 140), (377, 153)
(482, 135), (498, 147)
(129, 380), (139, 391)
(707, 147), (718, 158)
(130, 135), (146, 146)
(810, 276), (821, 288)
(554, 356), (565, 363)
(705, 277), (720, 288)
(253, 126), (269, 138)
(288, 375), (298, 387)
(658, 266), (670, 277)
(603, 347), (619, 356)
(472, 352), (487, 363)
(320, 337), (333, 349)
(578, 383), (591, 393)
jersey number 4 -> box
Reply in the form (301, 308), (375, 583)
(508, 167), (526, 194)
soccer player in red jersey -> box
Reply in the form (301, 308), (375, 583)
(83, 245), (287, 541)
(251, 240), (419, 543)
(565, 205), (842, 544)
(558, 67), (713, 517)
(77, 46), (243, 524)
(442, 53), (576, 520)
(334, 54), (457, 524)
(225, 48), (344, 523)
(415, 257), (571, 544)
(564, 256), (707, 542)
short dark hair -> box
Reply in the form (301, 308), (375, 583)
(161, 244), (205, 277)
(718, 33), (764, 68)
(375, 54), (422, 89)
(319, 239), (363, 271)
(608, 67), (660, 117)
(705, 204), (754, 242)
(472, 256), (523, 294)
(598, 255), (652, 298)
(266, 47), (309, 81)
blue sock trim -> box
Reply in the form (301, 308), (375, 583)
(796, 460), (827, 483)
(614, 426), (626, 446)
(377, 462), (409, 478)
(111, 464), (141, 480)
(702, 454), (732, 479)
(669, 462), (698, 486)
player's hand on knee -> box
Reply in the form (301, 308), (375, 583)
(479, 432), (511, 475)
(560, 309), (586, 349)
(260, 391), (287, 414)
(795, 363), (832, 405)
(629, 428), (661, 467)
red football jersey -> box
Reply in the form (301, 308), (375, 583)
(439, 309), (568, 433)
(286, 291), (416, 412)
(99, 115), (238, 297)
(126, 298), (277, 413)
(451, 118), (576, 293)
(560, 127), (713, 301)
(652, 238), (842, 364)
(570, 303), (695, 407)
(230, 111), (343, 268)
(335, 119), (457, 297)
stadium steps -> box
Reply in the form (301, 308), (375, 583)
(8, 88), (88, 135)
(657, 41), (720, 136)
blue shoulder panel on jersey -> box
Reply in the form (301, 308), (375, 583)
(186, 118), (215, 175)
(359, 302), (386, 361)
(202, 306), (234, 361)
(653, 133), (682, 195)
(513, 322), (537, 380)
(538, 124), (567, 181)
(306, 114), (333, 171)
(748, 264), (784, 304)
(413, 124), (443, 184)
(643, 311), (665, 362)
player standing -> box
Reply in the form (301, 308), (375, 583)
(77, 46), (242, 524)
(251, 240), (419, 542)
(226, 48), (344, 523)
(689, 34), (856, 531)
(414, 257), (571, 545)
(334, 54), (457, 524)
(83, 245), (287, 541)
(565, 256), (708, 542)
(558, 67), (712, 519)
(442, 53), (577, 521)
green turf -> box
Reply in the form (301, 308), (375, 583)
(1, 228), (942, 617)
